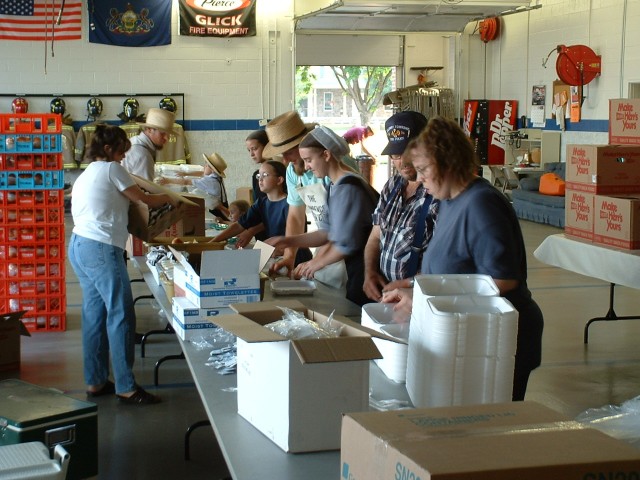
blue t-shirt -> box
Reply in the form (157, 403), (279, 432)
(238, 196), (289, 238)
(421, 177), (543, 370)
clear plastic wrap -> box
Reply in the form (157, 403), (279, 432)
(575, 395), (640, 448)
(190, 327), (238, 375)
(264, 307), (344, 340)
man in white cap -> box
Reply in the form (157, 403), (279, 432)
(122, 107), (175, 181)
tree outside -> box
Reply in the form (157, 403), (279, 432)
(295, 65), (396, 190)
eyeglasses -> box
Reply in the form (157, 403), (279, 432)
(255, 172), (277, 180)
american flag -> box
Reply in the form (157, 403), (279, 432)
(0, 0), (82, 41)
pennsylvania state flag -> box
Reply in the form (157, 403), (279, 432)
(88, 0), (171, 47)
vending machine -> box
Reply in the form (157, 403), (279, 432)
(463, 100), (518, 165)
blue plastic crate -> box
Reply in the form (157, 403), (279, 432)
(0, 134), (62, 153)
(0, 171), (65, 190)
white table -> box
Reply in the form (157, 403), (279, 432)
(133, 258), (411, 479)
(534, 234), (640, 343)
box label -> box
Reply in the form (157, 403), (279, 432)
(610, 99), (640, 145)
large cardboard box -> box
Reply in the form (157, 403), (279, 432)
(565, 189), (595, 241)
(565, 144), (640, 194)
(214, 300), (382, 453)
(171, 296), (233, 341)
(610, 98), (640, 145)
(171, 247), (261, 308)
(593, 194), (640, 249)
(341, 401), (640, 480)
(127, 174), (199, 242)
(0, 311), (30, 371)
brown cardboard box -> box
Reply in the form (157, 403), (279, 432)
(127, 175), (199, 242)
(160, 194), (205, 237)
(565, 144), (640, 194)
(213, 300), (381, 452)
(341, 401), (640, 480)
(565, 189), (595, 241)
(593, 194), (640, 249)
(610, 99), (640, 145)
(0, 311), (30, 371)
(235, 186), (253, 204)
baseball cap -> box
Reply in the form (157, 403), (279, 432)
(380, 111), (428, 156)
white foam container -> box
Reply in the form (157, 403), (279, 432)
(407, 294), (519, 408)
(362, 303), (410, 383)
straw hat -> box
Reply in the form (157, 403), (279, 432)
(202, 152), (227, 178)
(139, 108), (175, 134)
(262, 111), (314, 158)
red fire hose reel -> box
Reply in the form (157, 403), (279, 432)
(555, 44), (602, 86)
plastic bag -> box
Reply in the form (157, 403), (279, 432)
(264, 307), (344, 340)
(575, 395), (640, 448)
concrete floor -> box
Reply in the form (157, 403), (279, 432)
(2, 216), (640, 479)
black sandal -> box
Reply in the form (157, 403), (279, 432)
(117, 387), (161, 405)
(86, 380), (115, 397)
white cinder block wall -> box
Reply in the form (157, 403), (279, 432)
(1, 0), (639, 194)
(458, 0), (640, 159)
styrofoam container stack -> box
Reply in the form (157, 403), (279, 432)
(407, 274), (518, 408)
(361, 303), (410, 383)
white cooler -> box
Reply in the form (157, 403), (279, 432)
(0, 442), (69, 480)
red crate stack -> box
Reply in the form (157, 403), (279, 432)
(0, 113), (66, 332)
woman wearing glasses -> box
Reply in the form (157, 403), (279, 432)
(211, 160), (312, 265)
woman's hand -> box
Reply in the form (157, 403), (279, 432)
(235, 230), (254, 249)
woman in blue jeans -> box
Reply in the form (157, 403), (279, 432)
(68, 124), (177, 405)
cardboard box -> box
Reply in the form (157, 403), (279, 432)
(171, 296), (233, 341)
(127, 174), (199, 242)
(593, 194), (640, 249)
(235, 186), (253, 204)
(565, 189), (595, 241)
(565, 144), (640, 194)
(0, 311), (30, 371)
(171, 247), (261, 308)
(341, 401), (640, 480)
(610, 98), (640, 145)
(214, 300), (382, 452)
(159, 194), (205, 237)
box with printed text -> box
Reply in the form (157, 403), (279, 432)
(593, 194), (640, 250)
(341, 401), (640, 480)
(609, 99), (640, 145)
(214, 300), (382, 453)
(171, 296), (233, 341)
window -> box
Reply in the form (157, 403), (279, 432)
(323, 92), (333, 112)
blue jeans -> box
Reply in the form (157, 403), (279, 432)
(68, 234), (136, 394)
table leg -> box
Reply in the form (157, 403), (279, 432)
(184, 419), (211, 461)
(584, 283), (640, 344)
(140, 322), (175, 358)
(154, 352), (185, 386)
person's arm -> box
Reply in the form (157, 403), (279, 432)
(293, 242), (343, 280)
(210, 222), (245, 243)
(267, 230), (328, 251)
(363, 225), (388, 301)
(235, 223), (265, 248)
(121, 184), (177, 209)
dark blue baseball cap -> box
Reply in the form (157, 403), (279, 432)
(380, 111), (428, 155)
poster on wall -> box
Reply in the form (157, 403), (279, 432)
(531, 85), (546, 128)
(179, 0), (256, 37)
(88, 0), (171, 47)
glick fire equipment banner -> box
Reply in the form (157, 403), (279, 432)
(179, 0), (256, 37)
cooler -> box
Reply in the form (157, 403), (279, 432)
(0, 442), (69, 479)
(0, 380), (97, 480)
